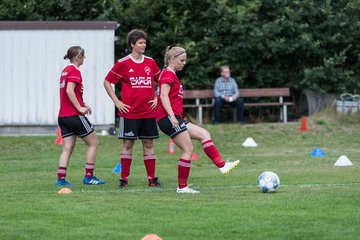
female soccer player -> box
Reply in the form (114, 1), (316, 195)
(56, 46), (105, 186)
(156, 46), (240, 193)
(104, 29), (161, 188)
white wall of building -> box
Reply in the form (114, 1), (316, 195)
(0, 22), (117, 126)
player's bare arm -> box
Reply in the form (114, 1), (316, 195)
(103, 79), (130, 113)
(160, 84), (178, 128)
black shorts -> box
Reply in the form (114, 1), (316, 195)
(118, 117), (159, 140)
(58, 115), (95, 138)
(157, 115), (188, 138)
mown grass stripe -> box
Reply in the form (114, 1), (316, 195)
(1, 182), (358, 195)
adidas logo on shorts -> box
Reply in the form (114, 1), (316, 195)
(124, 131), (135, 136)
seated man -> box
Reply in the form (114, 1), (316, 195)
(213, 65), (244, 124)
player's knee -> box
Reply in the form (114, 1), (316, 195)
(181, 144), (193, 156)
(142, 139), (153, 149)
(201, 129), (211, 141)
(93, 138), (100, 148)
(123, 140), (135, 150)
(86, 136), (99, 148)
(64, 144), (75, 154)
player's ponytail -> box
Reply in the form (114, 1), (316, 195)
(164, 46), (172, 67)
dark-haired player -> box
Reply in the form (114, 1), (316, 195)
(56, 46), (105, 186)
(104, 29), (161, 188)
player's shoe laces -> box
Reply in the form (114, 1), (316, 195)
(118, 179), (128, 189)
(148, 177), (161, 187)
(56, 179), (73, 186)
(83, 176), (105, 185)
(176, 186), (200, 194)
(219, 160), (240, 175)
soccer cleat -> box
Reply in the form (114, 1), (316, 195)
(83, 176), (105, 185)
(56, 179), (73, 186)
(176, 186), (200, 194)
(118, 179), (128, 189)
(148, 177), (161, 187)
(219, 160), (240, 175)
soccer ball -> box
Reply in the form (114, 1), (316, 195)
(257, 171), (280, 193)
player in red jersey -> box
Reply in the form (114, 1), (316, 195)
(56, 46), (105, 186)
(156, 46), (240, 193)
(104, 29), (161, 188)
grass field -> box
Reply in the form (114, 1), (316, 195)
(0, 112), (359, 240)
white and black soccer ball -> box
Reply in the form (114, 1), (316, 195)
(257, 171), (280, 193)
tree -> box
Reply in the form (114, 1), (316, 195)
(2, 0), (360, 93)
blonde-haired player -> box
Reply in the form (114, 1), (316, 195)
(156, 46), (240, 193)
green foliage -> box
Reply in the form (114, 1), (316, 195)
(302, 49), (355, 92)
(0, 0), (122, 20)
(2, 0), (360, 93)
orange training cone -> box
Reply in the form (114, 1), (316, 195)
(191, 152), (199, 160)
(58, 188), (73, 194)
(55, 126), (63, 145)
(168, 138), (176, 154)
(141, 234), (163, 240)
(299, 116), (308, 132)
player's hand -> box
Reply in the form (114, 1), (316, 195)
(79, 106), (91, 115)
(148, 98), (157, 109)
(170, 116), (179, 128)
(224, 96), (234, 103)
(116, 101), (131, 113)
(84, 104), (92, 115)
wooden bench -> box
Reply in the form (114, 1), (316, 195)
(183, 88), (294, 124)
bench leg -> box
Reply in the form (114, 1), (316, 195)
(283, 105), (288, 123)
(198, 106), (203, 125)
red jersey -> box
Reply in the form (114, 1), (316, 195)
(156, 68), (184, 121)
(105, 55), (160, 119)
(58, 64), (84, 117)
